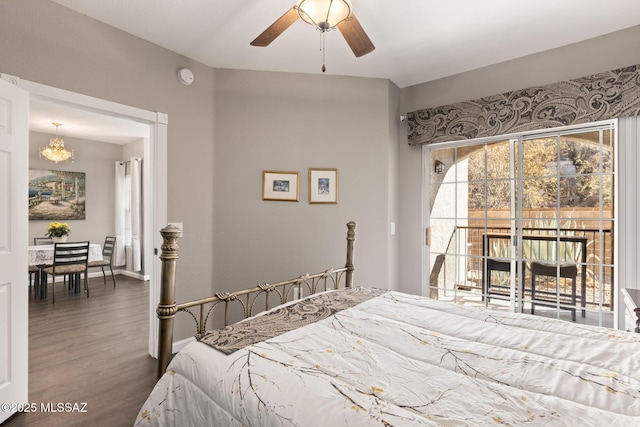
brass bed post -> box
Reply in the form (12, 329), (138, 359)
(345, 221), (356, 288)
(156, 224), (181, 379)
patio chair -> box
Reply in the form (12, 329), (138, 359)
(530, 261), (578, 321)
(484, 259), (524, 302)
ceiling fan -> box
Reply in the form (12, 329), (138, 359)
(250, 0), (375, 58)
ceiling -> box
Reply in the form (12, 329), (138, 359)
(35, 0), (640, 142)
(51, 0), (640, 88)
(30, 98), (150, 145)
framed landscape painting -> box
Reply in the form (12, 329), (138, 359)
(262, 171), (299, 202)
(28, 169), (86, 220)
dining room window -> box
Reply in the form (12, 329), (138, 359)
(425, 120), (616, 328)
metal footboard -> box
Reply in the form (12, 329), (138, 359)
(156, 221), (357, 379)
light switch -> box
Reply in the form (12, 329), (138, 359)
(390, 222), (396, 235)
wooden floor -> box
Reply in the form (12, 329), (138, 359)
(3, 275), (157, 427)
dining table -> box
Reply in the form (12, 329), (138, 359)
(29, 243), (103, 299)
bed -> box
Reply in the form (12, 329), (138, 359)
(136, 221), (640, 426)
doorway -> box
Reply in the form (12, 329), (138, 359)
(425, 121), (616, 328)
(19, 76), (167, 356)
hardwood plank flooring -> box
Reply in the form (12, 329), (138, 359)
(3, 275), (157, 427)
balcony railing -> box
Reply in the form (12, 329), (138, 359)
(433, 225), (613, 311)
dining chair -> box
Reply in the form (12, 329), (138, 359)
(28, 237), (54, 298)
(28, 264), (40, 298)
(88, 236), (117, 287)
(41, 241), (90, 304)
(37, 236), (77, 290)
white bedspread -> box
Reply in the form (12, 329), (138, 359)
(135, 290), (640, 426)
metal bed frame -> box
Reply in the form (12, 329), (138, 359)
(155, 221), (357, 378)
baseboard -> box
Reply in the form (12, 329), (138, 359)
(37, 269), (148, 283)
(119, 269), (150, 281)
(87, 270), (109, 280)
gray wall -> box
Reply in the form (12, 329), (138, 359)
(28, 132), (119, 247)
(213, 69), (396, 292)
(396, 25), (640, 296)
(122, 139), (144, 160)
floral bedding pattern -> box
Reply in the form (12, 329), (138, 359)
(136, 289), (640, 426)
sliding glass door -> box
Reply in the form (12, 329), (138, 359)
(425, 121), (616, 327)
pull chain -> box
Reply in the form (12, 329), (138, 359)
(321, 31), (326, 73)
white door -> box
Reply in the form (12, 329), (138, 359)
(0, 78), (29, 422)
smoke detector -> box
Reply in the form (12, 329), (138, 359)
(178, 68), (194, 85)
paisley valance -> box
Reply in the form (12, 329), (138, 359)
(407, 64), (640, 145)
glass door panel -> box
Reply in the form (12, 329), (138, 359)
(518, 127), (614, 326)
(426, 122), (615, 328)
(428, 140), (518, 310)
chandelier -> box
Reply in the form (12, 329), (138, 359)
(40, 122), (74, 163)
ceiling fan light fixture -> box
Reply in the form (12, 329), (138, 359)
(250, 0), (373, 59)
(296, 0), (352, 31)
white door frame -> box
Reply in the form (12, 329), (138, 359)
(10, 74), (167, 357)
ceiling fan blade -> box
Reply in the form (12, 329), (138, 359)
(337, 14), (375, 57)
(250, 7), (299, 47)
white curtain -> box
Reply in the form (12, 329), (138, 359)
(130, 157), (142, 272)
(114, 162), (127, 266)
(619, 116), (640, 299)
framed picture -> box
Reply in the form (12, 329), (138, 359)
(262, 171), (299, 201)
(308, 168), (338, 204)
(28, 169), (86, 220)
